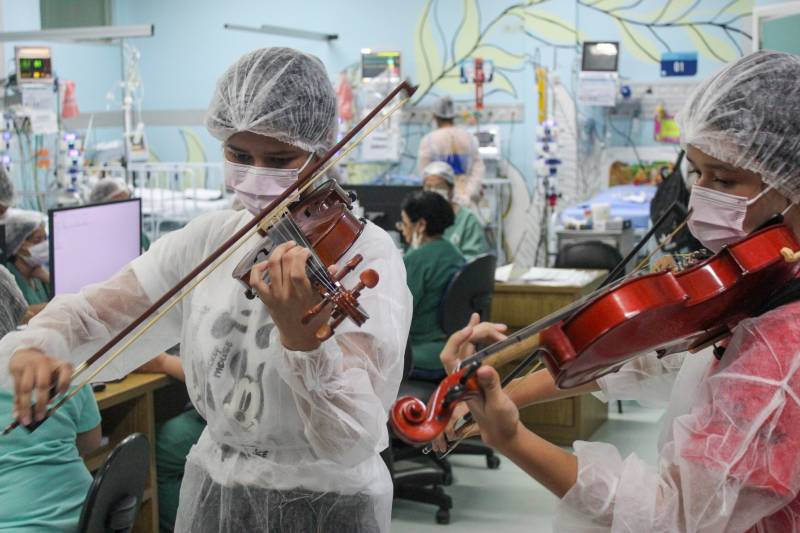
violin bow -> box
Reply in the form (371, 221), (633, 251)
(4, 80), (418, 436)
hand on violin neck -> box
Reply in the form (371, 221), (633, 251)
(440, 313), (508, 374)
(430, 401), (480, 454)
(248, 240), (330, 352)
(8, 348), (72, 426)
(465, 365), (520, 450)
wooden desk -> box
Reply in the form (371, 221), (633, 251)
(84, 373), (175, 533)
(490, 271), (608, 446)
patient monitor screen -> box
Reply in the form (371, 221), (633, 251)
(50, 199), (141, 296)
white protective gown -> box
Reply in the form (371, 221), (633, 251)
(554, 300), (800, 532)
(0, 209), (413, 532)
(417, 126), (485, 206)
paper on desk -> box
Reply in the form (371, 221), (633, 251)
(519, 267), (600, 286)
(495, 263), (528, 282)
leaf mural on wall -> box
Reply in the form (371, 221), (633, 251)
(414, 0), (445, 95)
(516, 8), (580, 45)
(686, 25), (740, 62)
(453, 0), (481, 62)
(615, 19), (661, 63)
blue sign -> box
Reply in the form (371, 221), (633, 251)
(660, 52), (698, 77)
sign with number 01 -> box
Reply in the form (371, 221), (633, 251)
(660, 52), (698, 77)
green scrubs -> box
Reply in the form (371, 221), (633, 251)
(141, 231), (151, 252)
(404, 238), (465, 370)
(156, 408), (206, 531)
(0, 385), (100, 533)
(5, 261), (49, 306)
(444, 206), (490, 261)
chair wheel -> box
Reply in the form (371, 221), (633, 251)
(486, 455), (501, 469)
(436, 509), (450, 524)
(442, 471), (453, 485)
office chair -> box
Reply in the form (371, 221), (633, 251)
(383, 345), (453, 524)
(555, 241), (624, 413)
(79, 433), (149, 533)
(436, 254), (501, 467)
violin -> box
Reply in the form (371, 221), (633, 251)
(231, 179), (379, 340)
(390, 223), (800, 446)
(4, 80), (418, 435)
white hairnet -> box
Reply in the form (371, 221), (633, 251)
(678, 51), (800, 203)
(0, 265), (26, 337)
(0, 167), (13, 208)
(89, 177), (130, 204)
(422, 161), (455, 185)
(432, 95), (456, 120)
(5, 210), (44, 256)
(205, 48), (337, 155)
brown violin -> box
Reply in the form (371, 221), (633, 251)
(390, 223), (800, 446)
(4, 80), (418, 435)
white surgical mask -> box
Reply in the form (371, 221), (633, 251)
(223, 153), (313, 215)
(424, 186), (451, 201)
(25, 240), (49, 268)
(410, 229), (423, 249)
(687, 184), (773, 252)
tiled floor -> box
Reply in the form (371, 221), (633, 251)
(390, 401), (664, 532)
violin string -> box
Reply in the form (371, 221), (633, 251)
(631, 211), (692, 275)
(7, 92), (414, 433)
(272, 216), (337, 293)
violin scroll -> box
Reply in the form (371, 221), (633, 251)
(389, 361), (482, 445)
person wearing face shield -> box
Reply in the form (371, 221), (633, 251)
(2, 210), (49, 308)
(417, 96), (485, 206)
(430, 51), (800, 533)
(398, 190), (464, 380)
(423, 161), (490, 261)
(0, 48), (412, 532)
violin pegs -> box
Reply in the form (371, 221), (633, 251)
(315, 323), (333, 341)
(302, 297), (332, 325)
(359, 269), (379, 289)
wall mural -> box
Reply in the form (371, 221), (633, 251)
(412, 0), (753, 265)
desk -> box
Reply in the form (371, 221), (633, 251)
(490, 271), (608, 445)
(84, 373), (179, 533)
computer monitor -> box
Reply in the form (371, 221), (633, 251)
(49, 199), (142, 296)
(581, 41), (620, 72)
(342, 184), (421, 232)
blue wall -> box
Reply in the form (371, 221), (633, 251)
(3, 0), (782, 186)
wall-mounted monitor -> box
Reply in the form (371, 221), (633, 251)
(15, 46), (53, 84)
(581, 42), (619, 72)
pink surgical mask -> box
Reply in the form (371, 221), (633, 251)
(223, 153), (313, 215)
(687, 184), (774, 252)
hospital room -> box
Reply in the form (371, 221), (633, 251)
(1, 1), (800, 532)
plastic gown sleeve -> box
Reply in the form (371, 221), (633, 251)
(272, 227), (412, 468)
(554, 304), (800, 532)
(456, 134), (484, 206)
(593, 351), (685, 408)
(0, 218), (203, 390)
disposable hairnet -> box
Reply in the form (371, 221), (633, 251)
(423, 161), (455, 185)
(0, 167), (13, 207)
(89, 177), (129, 204)
(432, 95), (456, 120)
(206, 48), (337, 155)
(0, 265), (26, 337)
(5, 210), (44, 256)
(678, 51), (800, 204)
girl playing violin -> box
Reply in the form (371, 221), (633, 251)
(0, 48), (412, 532)
(436, 51), (800, 532)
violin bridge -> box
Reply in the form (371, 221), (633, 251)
(257, 208), (291, 233)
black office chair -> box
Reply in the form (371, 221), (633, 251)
(383, 345), (454, 524)
(435, 254), (501, 467)
(79, 433), (149, 533)
(555, 241), (624, 413)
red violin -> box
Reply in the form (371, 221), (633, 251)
(390, 223), (800, 445)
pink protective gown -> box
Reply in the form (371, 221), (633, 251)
(554, 300), (800, 532)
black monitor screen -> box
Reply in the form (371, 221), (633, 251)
(342, 184), (421, 232)
(582, 42), (619, 72)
